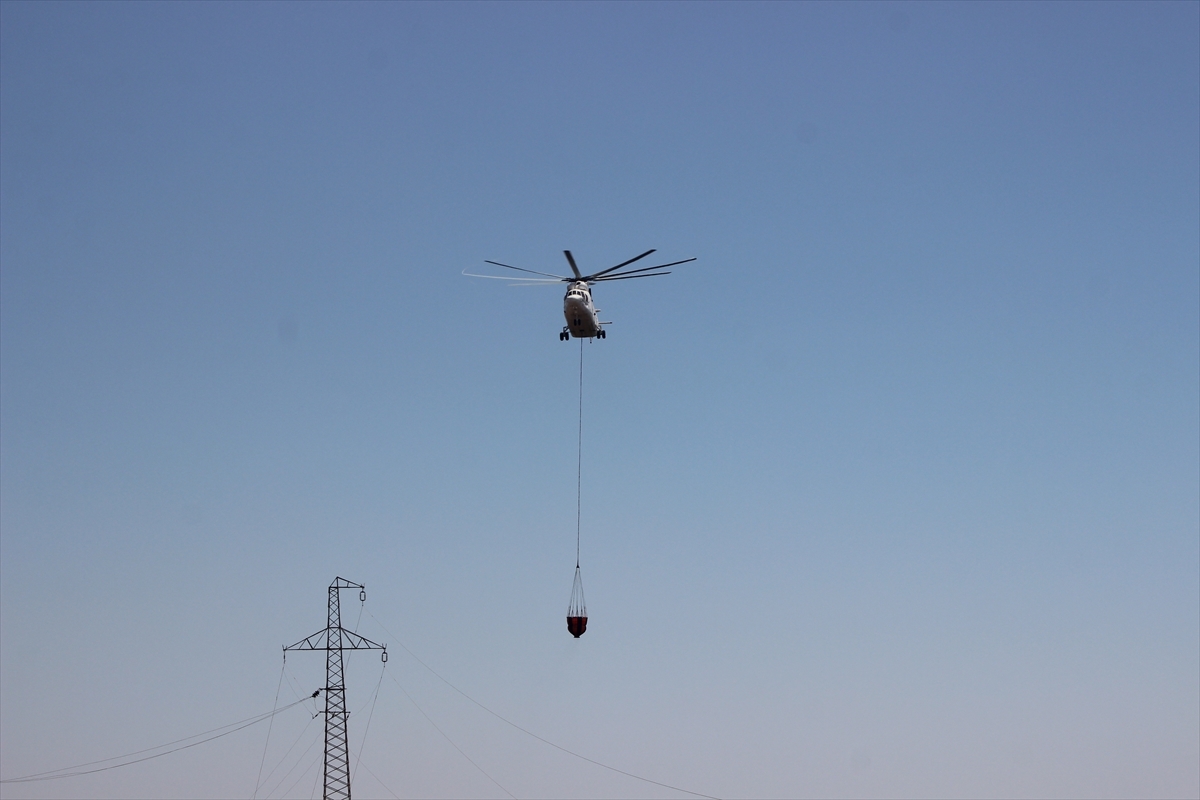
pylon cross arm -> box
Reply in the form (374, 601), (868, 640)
(283, 627), (385, 652)
(340, 630), (385, 650)
(284, 630), (328, 651)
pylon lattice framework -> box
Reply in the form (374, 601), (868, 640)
(285, 577), (386, 800)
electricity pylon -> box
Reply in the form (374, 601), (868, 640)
(285, 577), (387, 800)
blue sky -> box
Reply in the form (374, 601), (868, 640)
(1, 2), (1197, 798)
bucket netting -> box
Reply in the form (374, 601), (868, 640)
(567, 566), (587, 638)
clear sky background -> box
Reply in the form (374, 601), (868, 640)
(1, 2), (1197, 798)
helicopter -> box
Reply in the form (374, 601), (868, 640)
(464, 249), (696, 340)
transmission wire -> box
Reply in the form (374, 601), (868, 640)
(267, 728), (321, 800)
(1, 698), (309, 784)
(352, 661), (387, 785)
(256, 711), (318, 798)
(354, 758), (401, 800)
(283, 656), (316, 706)
(261, 721), (320, 799)
(309, 758), (321, 800)
(253, 658), (287, 799)
(367, 610), (720, 800)
(386, 670), (516, 799)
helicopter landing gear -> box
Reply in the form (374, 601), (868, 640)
(560, 328), (570, 341)
(598, 329), (606, 339)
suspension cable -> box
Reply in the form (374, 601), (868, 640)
(576, 336), (584, 568)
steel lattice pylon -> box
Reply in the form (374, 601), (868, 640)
(285, 578), (386, 800)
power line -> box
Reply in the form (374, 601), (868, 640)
(259, 671), (393, 800)
(352, 662), (387, 786)
(259, 678), (385, 800)
(254, 658), (288, 799)
(366, 610), (721, 800)
(1, 698), (309, 784)
(353, 758), (401, 800)
(275, 733), (323, 800)
(387, 670), (516, 799)
(255, 710), (320, 799)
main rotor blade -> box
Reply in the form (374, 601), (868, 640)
(463, 271), (564, 283)
(563, 250), (583, 279)
(596, 257), (698, 279)
(643, 256), (696, 270)
(483, 260), (566, 280)
(591, 271), (671, 282)
(589, 249), (657, 279)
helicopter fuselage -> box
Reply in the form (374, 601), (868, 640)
(561, 281), (606, 340)
(467, 249), (694, 341)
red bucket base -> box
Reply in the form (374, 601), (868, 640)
(567, 616), (588, 638)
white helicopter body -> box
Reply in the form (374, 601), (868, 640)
(562, 281), (604, 340)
